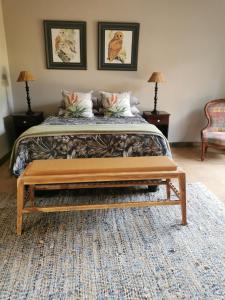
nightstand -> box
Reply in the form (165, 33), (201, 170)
(143, 111), (170, 138)
(12, 112), (44, 138)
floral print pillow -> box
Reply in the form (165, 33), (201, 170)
(101, 91), (134, 117)
(62, 90), (94, 118)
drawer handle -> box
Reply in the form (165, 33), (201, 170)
(23, 120), (27, 124)
(157, 119), (160, 123)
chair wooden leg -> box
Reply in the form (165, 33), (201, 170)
(178, 173), (187, 225)
(201, 141), (207, 161)
(17, 178), (24, 235)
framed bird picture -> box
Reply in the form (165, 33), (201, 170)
(98, 22), (140, 71)
(43, 20), (87, 70)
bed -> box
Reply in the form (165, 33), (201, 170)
(10, 114), (171, 176)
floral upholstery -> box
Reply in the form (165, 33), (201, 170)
(202, 101), (225, 144)
(201, 99), (225, 160)
(206, 102), (225, 131)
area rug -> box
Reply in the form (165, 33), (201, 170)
(1, 183), (225, 299)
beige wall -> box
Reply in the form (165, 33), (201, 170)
(0, 0), (13, 159)
(2, 0), (225, 142)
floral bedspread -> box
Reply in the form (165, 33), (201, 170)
(11, 115), (171, 176)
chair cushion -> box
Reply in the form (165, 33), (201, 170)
(202, 130), (225, 146)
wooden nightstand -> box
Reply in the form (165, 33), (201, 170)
(12, 112), (44, 138)
(143, 111), (170, 138)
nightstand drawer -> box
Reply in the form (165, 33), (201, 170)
(148, 114), (169, 125)
(14, 116), (39, 127)
(12, 112), (44, 138)
(143, 111), (170, 138)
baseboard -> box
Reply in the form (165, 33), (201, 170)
(170, 142), (201, 147)
(0, 152), (11, 166)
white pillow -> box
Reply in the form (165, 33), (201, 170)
(131, 105), (141, 115)
(62, 89), (94, 118)
(125, 91), (140, 106)
(100, 91), (134, 117)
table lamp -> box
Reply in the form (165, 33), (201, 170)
(17, 71), (35, 114)
(148, 72), (165, 114)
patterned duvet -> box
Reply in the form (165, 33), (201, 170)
(11, 115), (171, 176)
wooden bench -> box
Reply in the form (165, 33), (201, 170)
(17, 156), (187, 235)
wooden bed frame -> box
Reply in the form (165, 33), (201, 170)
(17, 156), (187, 235)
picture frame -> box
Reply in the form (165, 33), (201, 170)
(98, 22), (140, 71)
(43, 20), (87, 70)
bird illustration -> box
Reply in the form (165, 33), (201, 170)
(108, 31), (124, 62)
(55, 29), (66, 52)
(55, 29), (76, 62)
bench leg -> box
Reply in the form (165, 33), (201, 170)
(178, 173), (187, 225)
(17, 178), (24, 235)
(166, 179), (171, 199)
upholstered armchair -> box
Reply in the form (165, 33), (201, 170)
(201, 99), (225, 161)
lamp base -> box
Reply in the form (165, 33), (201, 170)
(151, 109), (160, 115)
(26, 110), (34, 115)
(25, 81), (33, 116)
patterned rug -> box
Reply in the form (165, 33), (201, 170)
(1, 183), (225, 299)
